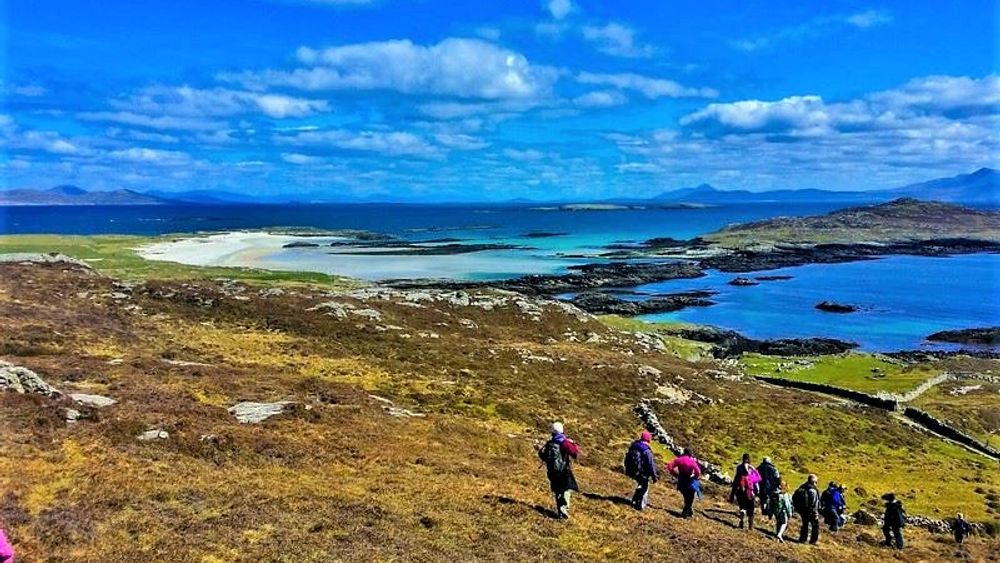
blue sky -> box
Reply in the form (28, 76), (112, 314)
(1, 0), (998, 200)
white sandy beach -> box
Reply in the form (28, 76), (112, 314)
(136, 231), (584, 280)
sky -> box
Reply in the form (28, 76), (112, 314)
(1, 0), (998, 200)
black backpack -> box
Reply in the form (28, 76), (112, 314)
(792, 486), (809, 514)
(624, 444), (644, 478)
(542, 440), (567, 473)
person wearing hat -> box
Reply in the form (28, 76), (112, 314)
(666, 447), (703, 517)
(624, 430), (659, 510)
(881, 492), (906, 549)
(538, 421), (580, 519)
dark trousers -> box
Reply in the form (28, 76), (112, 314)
(799, 514), (820, 544)
(883, 525), (904, 549)
(681, 487), (696, 517)
(632, 477), (650, 509)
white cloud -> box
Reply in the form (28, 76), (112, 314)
(281, 152), (325, 164)
(577, 72), (719, 99)
(78, 111), (225, 131)
(222, 38), (559, 101)
(108, 147), (192, 165)
(474, 26), (501, 41)
(869, 74), (1000, 114)
(734, 10), (893, 52)
(846, 10), (893, 28)
(581, 23), (654, 58)
(278, 128), (442, 158)
(573, 90), (627, 108)
(109, 86), (329, 119)
(503, 148), (546, 161)
(434, 133), (490, 150)
(546, 0), (573, 20)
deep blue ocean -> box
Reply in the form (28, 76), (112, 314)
(1, 202), (997, 352)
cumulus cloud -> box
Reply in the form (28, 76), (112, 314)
(221, 38), (559, 101)
(577, 72), (718, 99)
(680, 74), (1000, 136)
(581, 23), (654, 58)
(613, 74), (999, 190)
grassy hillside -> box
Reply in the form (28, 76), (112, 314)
(1, 259), (998, 561)
(706, 198), (1000, 248)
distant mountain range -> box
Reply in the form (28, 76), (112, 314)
(650, 168), (998, 206)
(1, 168), (997, 206)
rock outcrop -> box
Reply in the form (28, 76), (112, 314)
(926, 327), (1000, 345)
(569, 290), (715, 315)
(0, 361), (61, 397)
(671, 326), (857, 358)
(815, 301), (859, 313)
(228, 401), (295, 424)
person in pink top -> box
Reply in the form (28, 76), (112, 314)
(730, 452), (762, 530)
(665, 447), (702, 518)
(0, 525), (14, 563)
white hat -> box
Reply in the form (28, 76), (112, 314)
(551, 422), (564, 434)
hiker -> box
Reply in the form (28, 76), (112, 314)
(729, 453), (761, 530)
(538, 422), (580, 519)
(773, 480), (794, 543)
(624, 430), (658, 510)
(757, 456), (781, 519)
(793, 474), (821, 544)
(0, 524), (13, 563)
(820, 481), (846, 531)
(665, 447), (702, 518)
(881, 492), (906, 549)
(954, 513), (972, 544)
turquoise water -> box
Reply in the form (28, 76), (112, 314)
(2, 202), (997, 351)
(637, 254), (1000, 351)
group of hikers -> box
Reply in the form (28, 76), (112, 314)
(538, 423), (977, 549)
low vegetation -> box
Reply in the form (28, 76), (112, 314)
(0, 242), (998, 561)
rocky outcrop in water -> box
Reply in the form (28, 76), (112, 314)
(671, 326), (857, 358)
(815, 301), (858, 313)
(569, 290), (715, 315)
(927, 327), (1000, 345)
(389, 261), (706, 295)
(727, 277), (758, 286)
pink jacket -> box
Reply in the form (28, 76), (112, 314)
(666, 455), (702, 479)
(0, 528), (14, 563)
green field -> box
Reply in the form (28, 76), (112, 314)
(741, 352), (941, 394)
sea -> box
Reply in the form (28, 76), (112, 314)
(2, 202), (998, 352)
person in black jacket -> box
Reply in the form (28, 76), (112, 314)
(794, 474), (821, 544)
(881, 492), (906, 549)
(954, 513), (972, 544)
(624, 430), (658, 510)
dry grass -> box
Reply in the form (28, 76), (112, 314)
(0, 262), (997, 562)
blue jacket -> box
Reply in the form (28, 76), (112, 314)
(629, 440), (658, 480)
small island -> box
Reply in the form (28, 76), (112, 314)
(815, 301), (859, 313)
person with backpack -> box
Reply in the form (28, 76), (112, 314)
(757, 456), (781, 520)
(729, 453), (761, 530)
(538, 421), (580, 519)
(666, 447), (702, 518)
(793, 474), (821, 544)
(623, 430), (658, 510)
(953, 513), (972, 544)
(820, 481), (846, 531)
(881, 492), (906, 550)
(773, 480), (794, 543)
